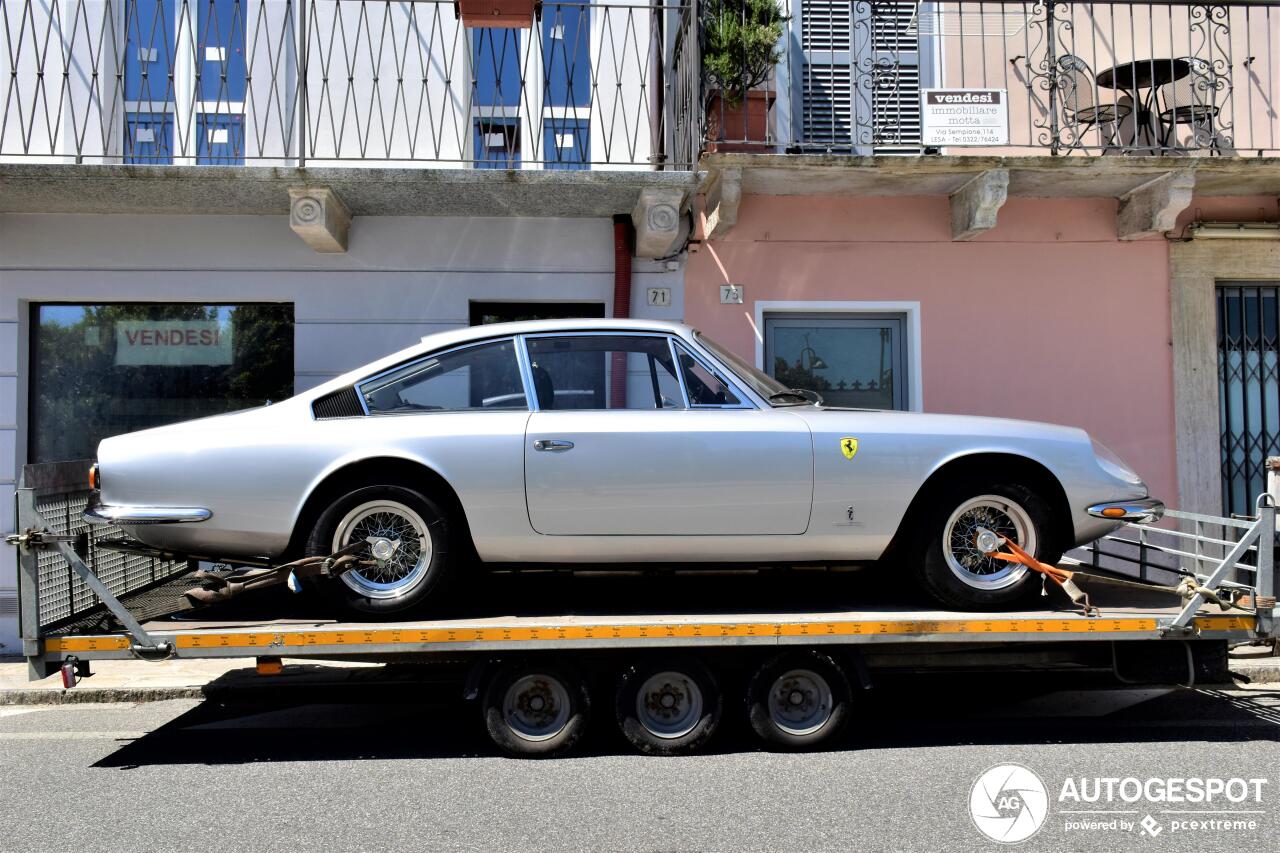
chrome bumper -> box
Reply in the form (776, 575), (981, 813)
(1087, 498), (1165, 524)
(84, 504), (212, 525)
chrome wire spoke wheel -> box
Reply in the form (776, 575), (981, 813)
(333, 500), (433, 600)
(502, 674), (573, 742)
(942, 495), (1037, 591)
(767, 669), (835, 737)
(635, 671), (703, 739)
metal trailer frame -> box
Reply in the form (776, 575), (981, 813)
(7, 482), (1277, 682)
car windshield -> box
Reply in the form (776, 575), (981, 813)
(693, 331), (798, 405)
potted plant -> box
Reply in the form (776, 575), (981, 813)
(702, 0), (789, 152)
(456, 0), (538, 29)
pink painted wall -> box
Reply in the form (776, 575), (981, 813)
(686, 195), (1180, 506)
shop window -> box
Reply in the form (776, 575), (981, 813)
(469, 302), (605, 325)
(764, 314), (908, 410)
(29, 303), (294, 463)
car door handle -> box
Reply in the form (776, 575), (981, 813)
(533, 439), (575, 452)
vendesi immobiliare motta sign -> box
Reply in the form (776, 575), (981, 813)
(115, 320), (234, 366)
(920, 89), (1009, 146)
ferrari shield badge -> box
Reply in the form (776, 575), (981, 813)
(839, 437), (859, 460)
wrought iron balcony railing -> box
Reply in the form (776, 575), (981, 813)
(708, 0), (1280, 157)
(0, 0), (700, 168)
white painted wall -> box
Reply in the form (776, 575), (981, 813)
(0, 212), (685, 655)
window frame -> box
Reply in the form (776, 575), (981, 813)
(517, 331), (757, 412)
(355, 336), (530, 416)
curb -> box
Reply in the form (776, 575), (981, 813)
(0, 686), (209, 706)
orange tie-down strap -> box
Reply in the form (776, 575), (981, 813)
(989, 536), (1099, 617)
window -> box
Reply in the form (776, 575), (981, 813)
(123, 0), (246, 164)
(361, 339), (526, 414)
(675, 343), (742, 406)
(473, 28), (523, 168)
(1216, 283), (1279, 515)
(764, 315), (908, 409)
(542, 5), (590, 167)
(29, 303), (294, 463)
(526, 335), (684, 410)
(470, 302), (605, 325)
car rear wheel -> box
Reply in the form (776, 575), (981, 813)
(916, 482), (1062, 610)
(306, 484), (452, 615)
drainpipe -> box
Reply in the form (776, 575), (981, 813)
(610, 214), (634, 408)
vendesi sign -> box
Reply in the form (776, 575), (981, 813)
(921, 89), (1009, 146)
(115, 320), (234, 366)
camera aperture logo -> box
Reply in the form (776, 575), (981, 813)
(970, 764), (1050, 843)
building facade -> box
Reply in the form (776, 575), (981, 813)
(3, 0), (1280, 653)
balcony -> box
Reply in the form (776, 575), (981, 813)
(706, 1), (1279, 157)
(0, 0), (701, 217)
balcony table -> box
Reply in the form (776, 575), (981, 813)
(1095, 58), (1192, 152)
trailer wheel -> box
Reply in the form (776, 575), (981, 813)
(747, 651), (851, 750)
(916, 482), (1062, 610)
(482, 662), (590, 758)
(615, 659), (721, 756)
(306, 484), (452, 615)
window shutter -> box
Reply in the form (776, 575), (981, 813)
(796, 1), (930, 153)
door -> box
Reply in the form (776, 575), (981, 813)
(1216, 282), (1279, 515)
(523, 334), (813, 535)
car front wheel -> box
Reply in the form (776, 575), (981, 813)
(306, 484), (452, 615)
(916, 482), (1062, 610)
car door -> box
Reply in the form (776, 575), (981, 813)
(522, 333), (813, 535)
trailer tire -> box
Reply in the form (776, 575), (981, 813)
(616, 658), (721, 756)
(916, 482), (1062, 610)
(747, 651), (851, 750)
(306, 484), (452, 616)
(482, 662), (591, 758)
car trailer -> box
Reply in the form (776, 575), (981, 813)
(6, 476), (1278, 757)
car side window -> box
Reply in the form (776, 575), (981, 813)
(674, 343), (742, 407)
(360, 339), (527, 414)
(525, 335), (686, 410)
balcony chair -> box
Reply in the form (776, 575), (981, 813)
(1156, 57), (1234, 154)
(1056, 55), (1133, 151)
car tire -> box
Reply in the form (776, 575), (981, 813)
(915, 481), (1063, 610)
(615, 658), (722, 756)
(482, 662), (591, 758)
(306, 484), (452, 616)
(746, 651), (851, 750)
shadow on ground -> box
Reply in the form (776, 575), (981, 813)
(91, 668), (1280, 769)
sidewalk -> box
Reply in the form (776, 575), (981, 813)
(0, 656), (382, 705)
(3, 650), (1278, 705)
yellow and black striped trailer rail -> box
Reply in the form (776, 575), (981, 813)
(37, 611), (1259, 663)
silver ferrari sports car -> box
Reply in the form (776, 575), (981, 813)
(86, 319), (1161, 613)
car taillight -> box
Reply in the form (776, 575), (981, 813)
(88, 464), (99, 491)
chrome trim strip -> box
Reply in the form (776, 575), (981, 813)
(84, 505), (213, 525)
(1087, 498), (1166, 524)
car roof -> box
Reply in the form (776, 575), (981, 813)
(303, 318), (697, 402)
(418, 317), (693, 344)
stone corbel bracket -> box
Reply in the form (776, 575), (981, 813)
(289, 186), (352, 253)
(632, 186), (691, 259)
(1117, 170), (1195, 241)
(950, 169), (1009, 241)
(703, 167), (742, 241)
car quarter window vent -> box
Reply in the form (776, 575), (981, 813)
(312, 386), (365, 419)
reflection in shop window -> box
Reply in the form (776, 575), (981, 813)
(29, 303), (294, 462)
(764, 315), (908, 410)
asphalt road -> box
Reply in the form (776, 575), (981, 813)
(1, 674), (1279, 852)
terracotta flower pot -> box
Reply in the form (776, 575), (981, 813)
(705, 89), (776, 153)
(455, 0), (536, 28)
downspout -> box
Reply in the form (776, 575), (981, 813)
(609, 214), (634, 408)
